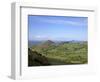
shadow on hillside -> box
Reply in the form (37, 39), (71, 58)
(28, 48), (68, 66)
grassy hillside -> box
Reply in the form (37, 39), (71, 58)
(28, 40), (88, 66)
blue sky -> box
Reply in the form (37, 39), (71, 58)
(28, 15), (88, 41)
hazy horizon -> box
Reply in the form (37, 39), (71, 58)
(29, 39), (87, 41)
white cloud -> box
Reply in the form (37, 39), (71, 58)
(33, 35), (74, 41)
(33, 35), (52, 40)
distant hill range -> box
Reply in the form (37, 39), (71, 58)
(59, 40), (87, 44)
(41, 40), (55, 45)
(28, 40), (55, 47)
(28, 40), (42, 47)
(28, 40), (87, 48)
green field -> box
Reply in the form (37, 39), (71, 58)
(28, 40), (88, 66)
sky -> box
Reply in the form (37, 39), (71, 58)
(28, 15), (88, 41)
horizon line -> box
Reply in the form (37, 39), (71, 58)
(28, 40), (88, 41)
